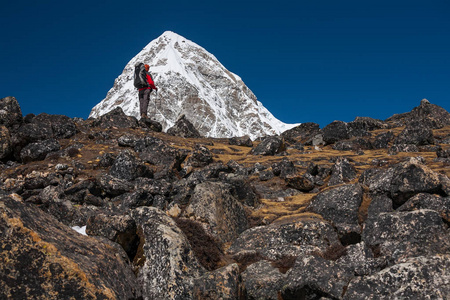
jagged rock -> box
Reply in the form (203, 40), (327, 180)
(0, 126), (12, 160)
(193, 264), (243, 299)
(229, 135), (253, 147)
(131, 206), (204, 300)
(0, 196), (141, 299)
(328, 157), (357, 186)
(344, 255), (450, 299)
(116, 190), (154, 211)
(437, 148), (450, 158)
(167, 114), (201, 138)
(98, 174), (133, 196)
(251, 136), (285, 156)
(32, 113), (78, 139)
(394, 121), (435, 146)
(285, 173), (315, 192)
(241, 260), (286, 300)
(271, 158), (296, 178)
(366, 194), (393, 220)
(220, 174), (259, 207)
(134, 136), (187, 170)
(362, 209), (450, 263)
(96, 152), (116, 168)
(386, 99), (450, 129)
(138, 117), (162, 132)
(309, 184), (363, 245)
(281, 255), (353, 300)
(360, 158), (447, 207)
(86, 213), (139, 260)
(227, 217), (341, 261)
(19, 139), (61, 162)
(92, 107), (139, 128)
(322, 120), (349, 145)
(117, 134), (140, 147)
(183, 181), (248, 246)
(281, 122), (321, 145)
(184, 144), (213, 167)
(397, 193), (450, 223)
(372, 131), (395, 149)
(335, 241), (382, 277)
(109, 149), (151, 181)
(348, 116), (387, 132)
(0, 96), (23, 127)
(333, 137), (373, 151)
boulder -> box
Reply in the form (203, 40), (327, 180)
(241, 260), (286, 300)
(362, 209), (450, 263)
(397, 193), (450, 223)
(32, 113), (78, 139)
(229, 135), (253, 147)
(322, 120), (349, 145)
(251, 136), (285, 156)
(19, 139), (61, 162)
(308, 184), (363, 245)
(281, 122), (321, 145)
(184, 144), (213, 167)
(98, 174), (133, 196)
(93, 107), (139, 129)
(167, 114), (201, 138)
(0, 96), (23, 127)
(109, 149), (151, 181)
(193, 264), (243, 299)
(131, 206), (204, 300)
(348, 116), (386, 132)
(328, 157), (357, 186)
(134, 136), (187, 170)
(271, 158), (296, 178)
(285, 173), (316, 192)
(138, 117), (162, 132)
(372, 131), (394, 149)
(0, 196), (141, 300)
(227, 217), (341, 261)
(344, 255), (450, 299)
(281, 255), (353, 300)
(0, 126), (12, 160)
(86, 213), (139, 260)
(394, 121), (435, 146)
(183, 181), (248, 246)
(366, 194), (393, 220)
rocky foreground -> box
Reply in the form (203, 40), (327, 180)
(1, 96), (450, 299)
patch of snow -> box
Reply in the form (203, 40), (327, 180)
(72, 225), (87, 236)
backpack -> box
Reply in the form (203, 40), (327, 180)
(133, 62), (147, 88)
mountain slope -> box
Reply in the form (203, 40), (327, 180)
(89, 31), (297, 139)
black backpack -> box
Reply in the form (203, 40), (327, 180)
(133, 62), (147, 88)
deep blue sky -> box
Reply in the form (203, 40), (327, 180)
(1, 0), (449, 128)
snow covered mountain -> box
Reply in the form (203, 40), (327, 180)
(89, 31), (297, 139)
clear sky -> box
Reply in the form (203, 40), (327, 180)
(1, 0), (449, 128)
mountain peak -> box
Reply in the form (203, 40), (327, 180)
(90, 32), (297, 139)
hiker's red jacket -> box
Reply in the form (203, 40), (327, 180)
(138, 72), (157, 91)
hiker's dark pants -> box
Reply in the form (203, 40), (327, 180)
(138, 89), (152, 117)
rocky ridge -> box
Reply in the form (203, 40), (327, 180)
(1, 96), (450, 299)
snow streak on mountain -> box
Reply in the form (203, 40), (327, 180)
(89, 31), (297, 139)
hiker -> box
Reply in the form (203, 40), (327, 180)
(134, 63), (157, 119)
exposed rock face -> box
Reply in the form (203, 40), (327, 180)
(250, 136), (285, 156)
(322, 120), (349, 145)
(167, 114), (202, 138)
(0, 196), (141, 300)
(131, 206), (204, 300)
(90, 107), (139, 129)
(19, 139), (61, 162)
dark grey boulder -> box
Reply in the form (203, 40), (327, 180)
(0, 196), (141, 300)
(193, 264), (243, 300)
(229, 135), (253, 147)
(328, 157), (357, 186)
(285, 173), (316, 192)
(281, 122), (321, 145)
(0, 126), (12, 160)
(397, 193), (450, 223)
(227, 218), (341, 261)
(184, 144), (213, 167)
(138, 117), (162, 132)
(131, 206), (205, 300)
(271, 157), (296, 178)
(98, 174), (133, 196)
(366, 194), (393, 220)
(92, 107), (138, 129)
(241, 260), (286, 300)
(86, 213), (139, 260)
(344, 255), (450, 300)
(322, 120), (349, 145)
(309, 184), (363, 245)
(19, 139), (61, 162)
(394, 121), (435, 146)
(183, 181), (248, 246)
(251, 136), (285, 156)
(32, 113), (78, 139)
(167, 114), (201, 138)
(109, 149), (151, 181)
(373, 131), (394, 149)
(362, 209), (450, 263)
(134, 136), (187, 170)
(281, 255), (353, 300)
(0, 96), (23, 127)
